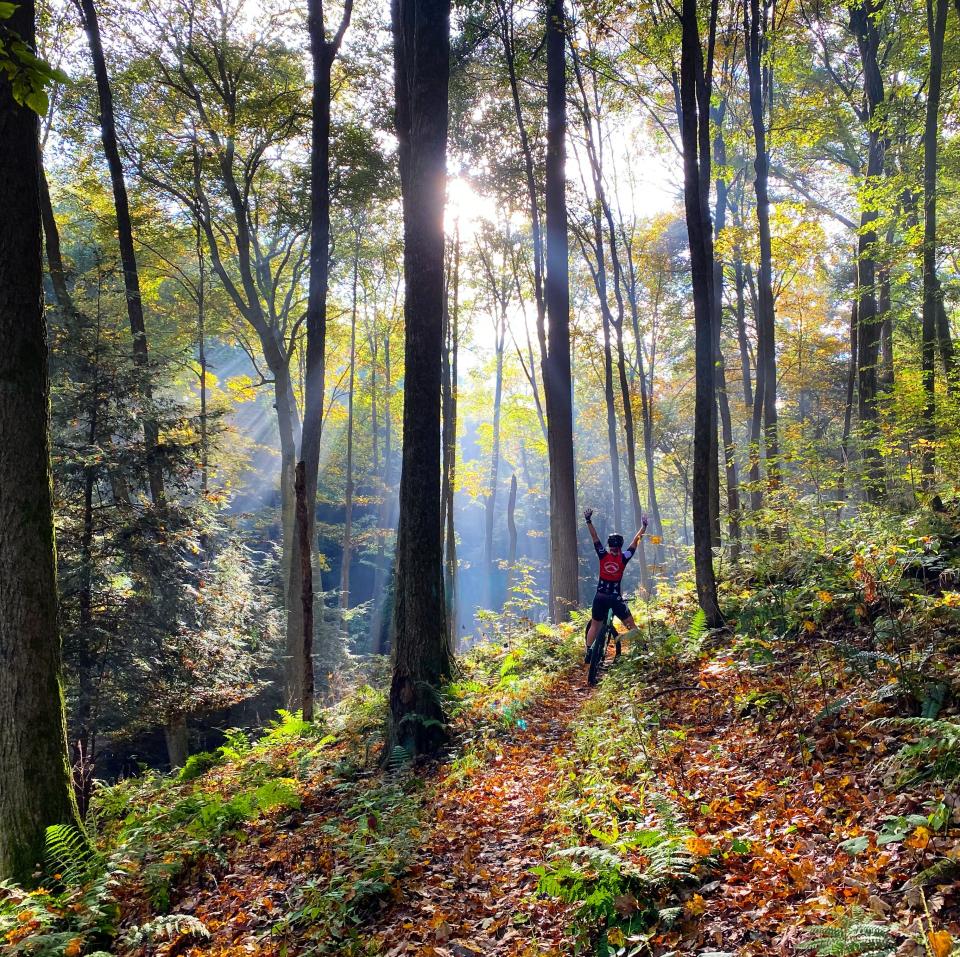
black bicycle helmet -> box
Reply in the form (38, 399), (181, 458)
(607, 533), (624, 549)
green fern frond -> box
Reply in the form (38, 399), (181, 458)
(387, 744), (412, 770)
(121, 913), (210, 947)
(687, 609), (708, 643)
(44, 824), (98, 887)
(797, 911), (896, 957)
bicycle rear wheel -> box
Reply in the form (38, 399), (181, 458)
(587, 635), (603, 685)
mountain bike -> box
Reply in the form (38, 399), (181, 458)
(586, 607), (621, 686)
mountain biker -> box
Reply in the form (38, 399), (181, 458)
(583, 507), (648, 662)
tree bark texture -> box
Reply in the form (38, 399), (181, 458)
(921, 0), (948, 477)
(295, 463), (315, 719)
(0, 9), (83, 875)
(389, 0), (452, 755)
(849, 0), (887, 499)
(544, 0), (580, 622)
(679, 0), (722, 625)
(744, 0), (780, 504)
(442, 235), (460, 645)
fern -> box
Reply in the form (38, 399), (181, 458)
(45, 824), (100, 887)
(870, 717), (960, 783)
(387, 744), (413, 770)
(687, 609), (708, 644)
(798, 911), (896, 957)
(121, 913), (210, 947)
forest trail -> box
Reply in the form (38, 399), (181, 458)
(161, 659), (596, 957)
(361, 666), (592, 956)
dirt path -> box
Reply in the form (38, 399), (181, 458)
(361, 668), (592, 956)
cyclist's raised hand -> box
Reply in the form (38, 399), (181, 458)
(641, 513), (649, 531)
(584, 507), (593, 523)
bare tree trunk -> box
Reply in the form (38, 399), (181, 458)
(340, 234), (360, 624)
(733, 246), (753, 407)
(164, 714), (189, 770)
(388, 0), (452, 756)
(442, 236), (459, 646)
(484, 313), (507, 577)
(302, 0), (353, 706)
(712, 103), (742, 560)
(507, 473), (518, 568)
(544, 0), (579, 622)
(196, 220), (209, 495)
(839, 293), (858, 504)
(372, 329), (395, 655)
(679, 0), (722, 626)
(936, 283), (955, 385)
(921, 0), (948, 477)
(850, 0), (887, 499)
(295, 464), (315, 718)
(1, 19), (83, 874)
(744, 0), (779, 503)
(77, 0), (165, 505)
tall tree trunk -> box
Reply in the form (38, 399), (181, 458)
(850, 0), (887, 500)
(744, 0), (780, 504)
(302, 0), (353, 708)
(733, 248), (753, 407)
(39, 161), (77, 316)
(0, 15), (83, 875)
(196, 220), (209, 495)
(679, 0), (722, 626)
(839, 293), (858, 504)
(484, 313), (507, 577)
(936, 283), (955, 384)
(442, 236), (459, 646)
(544, 0), (579, 622)
(164, 714), (189, 770)
(712, 105), (742, 560)
(389, 0), (452, 756)
(340, 237), (360, 623)
(372, 329), (395, 655)
(295, 463), (315, 718)
(77, 0), (165, 506)
(713, 127), (740, 562)
(921, 0), (948, 478)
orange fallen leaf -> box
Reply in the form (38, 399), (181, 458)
(928, 931), (954, 957)
(905, 826), (930, 850)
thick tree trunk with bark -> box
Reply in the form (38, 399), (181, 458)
(921, 0), (948, 477)
(679, 0), (722, 626)
(0, 16), (83, 875)
(849, 0), (887, 499)
(544, 0), (579, 622)
(388, 0), (452, 755)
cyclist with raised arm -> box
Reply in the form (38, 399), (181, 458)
(583, 508), (647, 662)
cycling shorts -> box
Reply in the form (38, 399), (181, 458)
(591, 592), (631, 623)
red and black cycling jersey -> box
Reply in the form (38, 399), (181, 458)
(594, 540), (634, 597)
